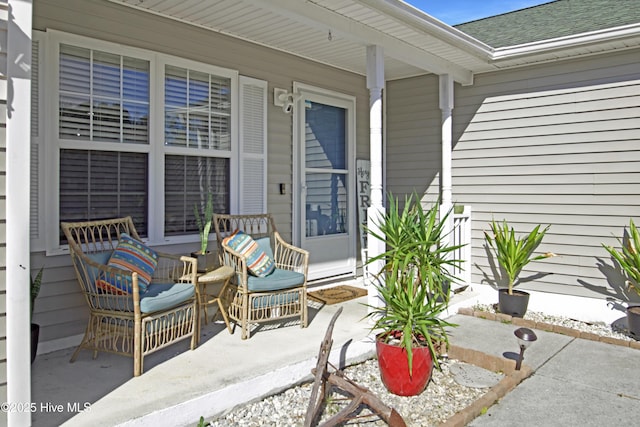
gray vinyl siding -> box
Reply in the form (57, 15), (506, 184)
(387, 49), (640, 300)
(0, 0), (7, 415)
(386, 74), (442, 201)
(32, 0), (369, 345)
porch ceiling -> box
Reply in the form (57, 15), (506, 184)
(109, 0), (640, 84)
(108, 0), (496, 85)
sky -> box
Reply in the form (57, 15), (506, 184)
(405, 0), (553, 25)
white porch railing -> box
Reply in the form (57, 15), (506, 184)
(361, 205), (473, 288)
(452, 205), (472, 288)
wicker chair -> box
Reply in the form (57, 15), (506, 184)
(61, 217), (199, 377)
(213, 213), (309, 339)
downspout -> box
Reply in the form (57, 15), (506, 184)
(439, 74), (454, 256)
(366, 45), (385, 310)
(6, 1), (33, 426)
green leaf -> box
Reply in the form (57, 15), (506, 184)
(602, 219), (640, 296)
(363, 192), (462, 373)
(194, 193), (214, 254)
(485, 219), (552, 294)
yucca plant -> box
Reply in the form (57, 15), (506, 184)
(484, 219), (554, 295)
(365, 193), (462, 374)
(193, 193), (214, 254)
(602, 218), (640, 297)
(31, 267), (44, 321)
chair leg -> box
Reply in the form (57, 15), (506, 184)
(301, 293), (308, 328)
(134, 322), (142, 377)
(190, 305), (198, 350)
(69, 346), (83, 363)
(241, 293), (250, 340)
(70, 317), (97, 363)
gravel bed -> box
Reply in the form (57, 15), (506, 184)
(472, 304), (636, 342)
(207, 357), (487, 427)
(204, 309), (634, 427)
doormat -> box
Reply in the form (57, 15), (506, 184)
(308, 285), (368, 305)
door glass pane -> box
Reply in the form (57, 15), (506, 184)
(305, 102), (346, 170)
(305, 172), (348, 237)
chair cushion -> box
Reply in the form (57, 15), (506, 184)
(83, 251), (113, 292)
(82, 251), (132, 295)
(223, 230), (275, 277)
(255, 237), (275, 260)
(96, 278), (131, 295)
(246, 268), (305, 292)
(108, 233), (158, 292)
(140, 282), (195, 314)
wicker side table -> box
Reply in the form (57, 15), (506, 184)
(197, 265), (235, 333)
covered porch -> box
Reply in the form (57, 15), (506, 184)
(30, 283), (487, 426)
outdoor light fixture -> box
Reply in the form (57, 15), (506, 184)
(514, 327), (537, 370)
(273, 88), (301, 114)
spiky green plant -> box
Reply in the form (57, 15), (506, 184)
(602, 218), (640, 297)
(364, 193), (462, 375)
(193, 193), (214, 254)
(31, 267), (43, 321)
(484, 219), (554, 295)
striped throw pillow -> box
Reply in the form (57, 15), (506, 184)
(223, 230), (276, 277)
(107, 233), (158, 292)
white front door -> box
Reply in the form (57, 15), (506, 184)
(294, 84), (356, 281)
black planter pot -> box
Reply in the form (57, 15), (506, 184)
(627, 306), (640, 340)
(31, 323), (39, 364)
(191, 251), (216, 273)
(498, 289), (530, 318)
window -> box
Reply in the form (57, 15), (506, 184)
(163, 65), (232, 235)
(43, 32), (266, 251)
(58, 44), (151, 234)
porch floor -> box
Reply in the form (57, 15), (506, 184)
(31, 279), (371, 427)
(31, 280), (482, 427)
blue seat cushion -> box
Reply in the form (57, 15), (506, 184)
(83, 251), (113, 292)
(139, 282), (195, 314)
(246, 268), (305, 292)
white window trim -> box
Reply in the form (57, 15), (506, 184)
(42, 30), (243, 254)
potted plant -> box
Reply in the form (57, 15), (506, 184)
(31, 267), (43, 363)
(602, 218), (640, 339)
(192, 193), (215, 273)
(365, 193), (460, 396)
(484, 219), (554, 317)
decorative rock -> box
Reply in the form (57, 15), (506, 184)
(205, 308), (637, 427)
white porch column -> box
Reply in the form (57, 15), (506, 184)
(439, 74), (454, 250)
(6, 1), (33, 426)
(366, 45), (385, 309)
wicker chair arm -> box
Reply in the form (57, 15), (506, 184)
(153, 252), (198, 284)
(273, 231), (309, 275)
(220, 244), (249, 288)
(73, 252), (144, 311)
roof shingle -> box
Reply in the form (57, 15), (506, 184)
(454, 0), (640, 48)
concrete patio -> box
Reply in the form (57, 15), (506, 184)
(31, 279), (378, 427)
(31, 280), (638, 427)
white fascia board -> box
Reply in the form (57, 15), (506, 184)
(248, 0), (474, 85)
(358, 0), (494, 58)
(492, 23), (640, 60)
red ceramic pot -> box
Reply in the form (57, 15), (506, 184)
(375, 335), (434, 396)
